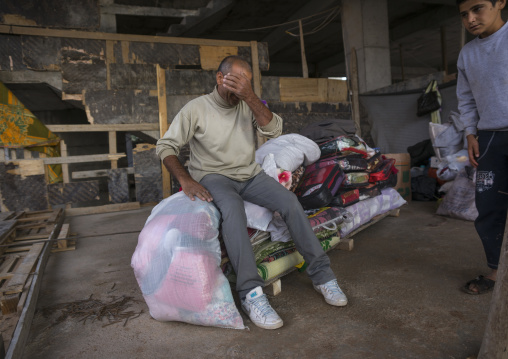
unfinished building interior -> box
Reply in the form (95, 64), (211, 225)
(0, 0), (507, 358)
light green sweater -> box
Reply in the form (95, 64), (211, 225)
(156, 86), (283, 182)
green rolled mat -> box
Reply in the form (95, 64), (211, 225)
(257, 236), (340, 281)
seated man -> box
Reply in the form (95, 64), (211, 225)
(156, 55), (347, 330)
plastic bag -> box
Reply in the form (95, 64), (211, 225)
(436, 167), (478, 221)
(131, 192), (245, 329)
(417, 80), (441, 117)
(255, 134), (320, 172)
(436, 149), (470, 181)
(339, 188), (407, 237)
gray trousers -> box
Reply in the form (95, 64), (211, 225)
(200, 171), (336, 299)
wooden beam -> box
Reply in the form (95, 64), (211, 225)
(64, 202), (140, 216)
(2, 244), (44, 295)
(100, 4), (198, 17)
(46, 124), (159, 132)
(108, 131), (118, 170)
(250, 40), (266, 148)
(0, 24), (251, 47)
(350, 47), (361, 137)
(157, 64), (172, 199)
(5, 153), (125, 165)
(72, 167), (134, 179)
(60, 140), (69, 184)
(298, 20), (309, 78)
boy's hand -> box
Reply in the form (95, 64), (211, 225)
(180, 179), (213, 202)
(466, 134), (480, 168)
(223, 72), (255, 101)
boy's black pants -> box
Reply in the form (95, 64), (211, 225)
(475, 130), (508, 269)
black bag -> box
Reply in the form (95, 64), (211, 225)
(417, 80), (441, 117)
(295, 164), (345, 210)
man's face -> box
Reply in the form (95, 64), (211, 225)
(459, 0), (506, 38)
(216, 62), (253, 106)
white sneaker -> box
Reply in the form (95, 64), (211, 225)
(241, 286), (283, 330)
(314, 279), (348, 306)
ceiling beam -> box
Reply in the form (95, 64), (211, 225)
(100, 4), (198, 17)
(390, 5), (459, 42)
(261, 0), (338, 57)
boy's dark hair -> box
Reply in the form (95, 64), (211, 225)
(456, 0), (497, 5)
(217, 56), (252, 74)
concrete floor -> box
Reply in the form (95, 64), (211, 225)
(22, 201), (492, 359)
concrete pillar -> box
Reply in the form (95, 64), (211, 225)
(341, 0), (391, 93)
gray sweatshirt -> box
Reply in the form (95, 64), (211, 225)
(456, 21), (508, 136)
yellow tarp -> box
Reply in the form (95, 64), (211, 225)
(0, 81), (62, 183)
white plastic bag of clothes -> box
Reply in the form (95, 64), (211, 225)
(436, 167), (478, 221)
(436, 149), (470, 181)
(255, 134), (320, 172)
(131, 192), (245, 329)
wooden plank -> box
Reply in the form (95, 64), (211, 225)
(46, 124), (159, 132)
(6, 218), (59, 359)
(56, 223), (69, 250)
(106, 40), (115, 90)
(264, 279), (282, 296)
(60, 140), (69, 184)
(0, 25), (251, 47)
(157, 65), (171, 199)
(16, 216), (49, 223)
(350, 47), (361, 137)
(2, 243), (44, 295)
(72, 167), (134, 179)
(250, 40), (266, 148)
(64, 202), (140, 217)
(327, 79), (349, 103)
(338, 238), (354, 251)
(298, 20), (309, 78)
(121, 41), (130, 64)
(4, 247), (32, 254)
(108, 131), (118, 170)
(1, 294), (19, 315)
(8, 153), (125, 165)
(0, 221), (17, 245)
(16, 275), (33, 315)
(0, 256), (19, 279)
(199, 46), (238, 71)
(279, 78), (328, 102)
(14, 234), (49, 241)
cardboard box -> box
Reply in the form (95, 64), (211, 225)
(384, 153), (411, 201)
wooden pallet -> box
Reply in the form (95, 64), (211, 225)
(0, 208), (65, 359)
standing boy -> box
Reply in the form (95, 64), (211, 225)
(156, 56), (348, 329)
(456, 0), (508, 294)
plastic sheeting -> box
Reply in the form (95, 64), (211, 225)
(360, 83), (458, 153)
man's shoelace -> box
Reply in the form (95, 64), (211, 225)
(250, 294), (276, 317)
(322, 281), (343, 295)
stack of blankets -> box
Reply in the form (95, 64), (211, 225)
(221, 134), (406, 283)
